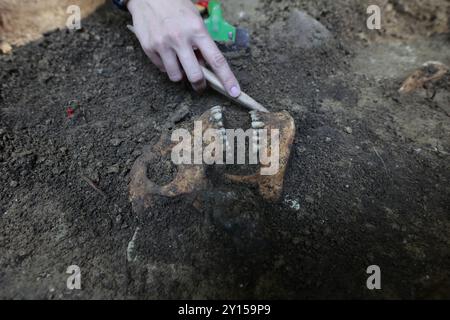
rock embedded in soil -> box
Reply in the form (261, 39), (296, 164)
(110, 138), (122, 147)
(107, 165), (120, 174)
(399, 61), (449, 94)
(286, 10), (332, 49)
(169, 103), (190, 124)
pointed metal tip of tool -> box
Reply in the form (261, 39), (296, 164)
(253, 106), (269, 113)
(259, 106), (270, 113)
(247, 99), (269, 113)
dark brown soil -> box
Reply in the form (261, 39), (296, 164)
(146, 153), (178, 186)
(0, 1), (449, 299)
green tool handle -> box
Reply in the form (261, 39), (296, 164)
(205, 0), (236, 42)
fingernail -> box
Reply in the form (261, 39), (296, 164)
(230, 86), (240, 98)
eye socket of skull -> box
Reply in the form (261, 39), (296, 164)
(129, 107), (221, 209)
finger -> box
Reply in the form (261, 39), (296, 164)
(194, 48), (206, 67)
(159, 48), (183, 82)
(176, 47), (207, 92)
(131, 21), (166, 72)
(194, 36), (240, 97)
(144, 50), (165, 72)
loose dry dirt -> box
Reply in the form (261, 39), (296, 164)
(0, 0), (449, 299)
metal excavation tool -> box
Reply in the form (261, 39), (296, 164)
(201, 66), (269, 113)
(127, 25), (269, 113)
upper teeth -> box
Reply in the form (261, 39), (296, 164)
(210, 106), (228, 146)
(210, 106), (224, 126)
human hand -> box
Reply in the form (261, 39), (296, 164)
(127, 0), (241, 97)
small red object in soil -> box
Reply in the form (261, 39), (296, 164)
(197, 0), (209, 8)
(67, 107), (75, 118)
